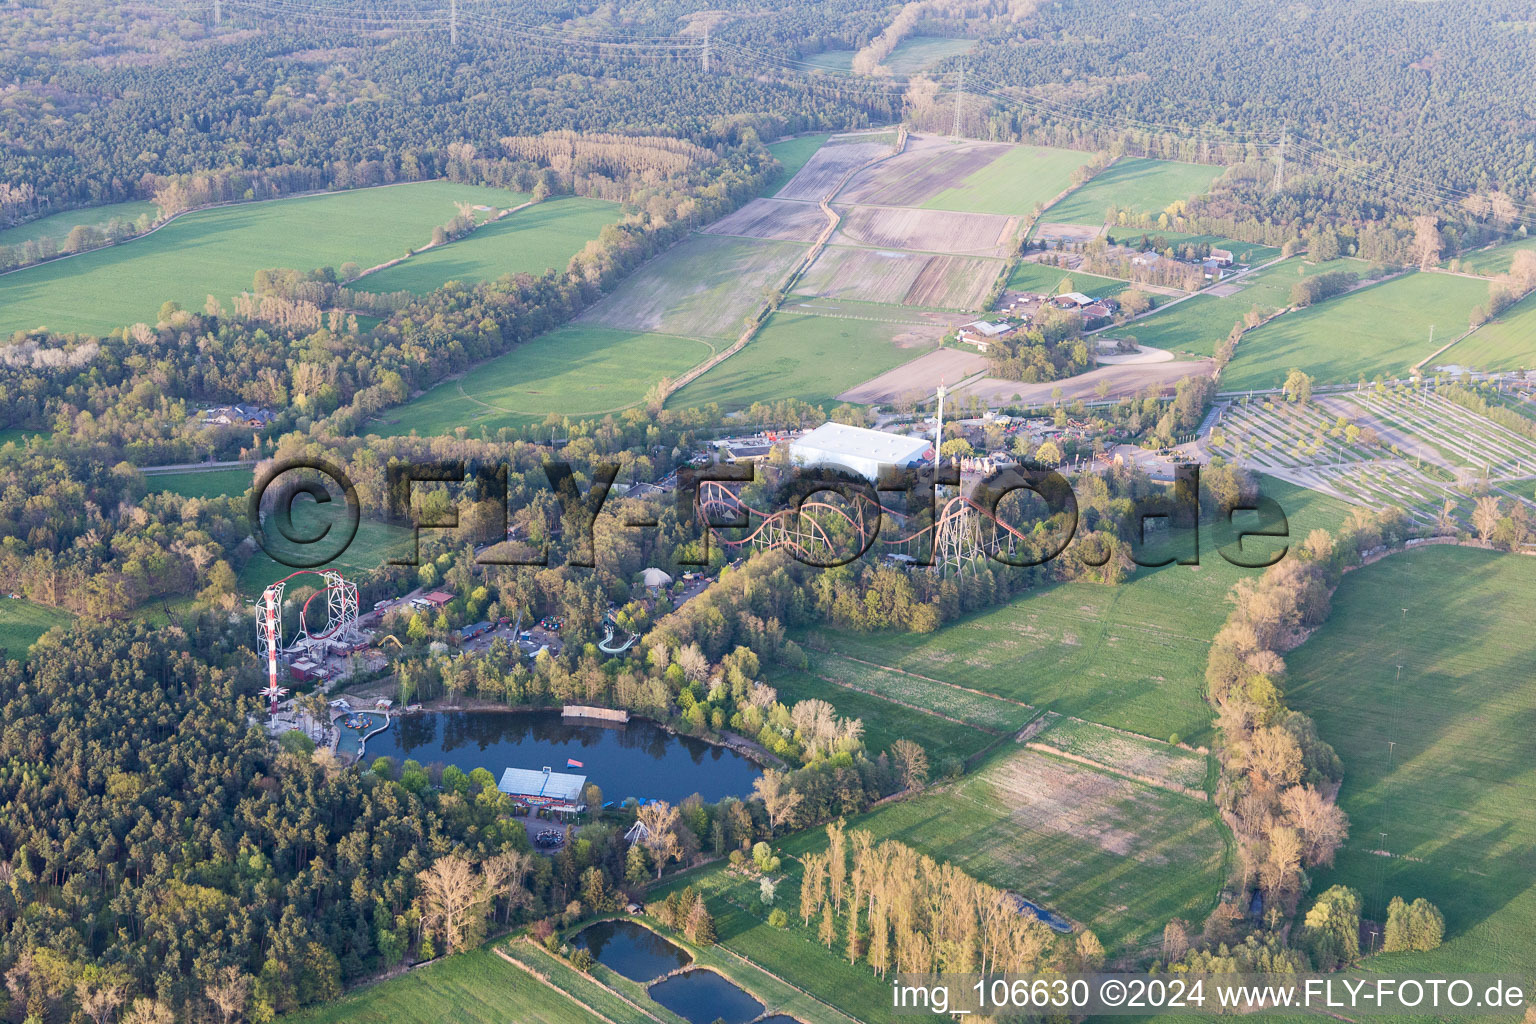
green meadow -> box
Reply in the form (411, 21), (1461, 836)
(148, 466), (254, 499)
(1225, 270), (1488, 391)
(765, 133), (832, 194)
(1006, 261), (1140, 301)
(0, 199), (158, 249)
(0, 599), (73, 660)
(1455, 234), (1536, 277)
(376, 325), (713, 436)
(0, 182), (527, 336)
(923, 144), (1094, 217)
(1287, 546), (1536, 999)
(672, 309), (933, 412)
(235, 501), (415, 597)
(1044, 158), (1222, 226)
(802, 477), (1350, 748)
(804, 34), (973, 76)
(357, 198), (619, 295)
(1438, 290), (1536, 370)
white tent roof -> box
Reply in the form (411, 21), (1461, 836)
(640, 567), (673, 587)
(789, 422), (931, 467)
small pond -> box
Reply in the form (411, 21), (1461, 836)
(648, 969), (764, 1024)
(365, 710), (762, 803)
(571, 920), (690, 982)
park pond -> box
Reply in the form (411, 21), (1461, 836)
(364, 710), (762, 803)
(648, 969), (764, 1024)
(571, 920), (690, 982)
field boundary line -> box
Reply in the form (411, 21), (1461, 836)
(805, 648), (1035, 709)
(804, 670), (1002, 733)
(500, 940), (670, 1024)
(494, 944), (630, 1024)
(1024, 741), (1209, 801)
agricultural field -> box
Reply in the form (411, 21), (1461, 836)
(919, 143), (1093, 216)
(840, 136), (1010, 208)
(817, 744), (1226, 955)
(1224, 270), (1488, 392)
(1286, 546), (1536, 986)
(832, 204), (1016, 255)
(835, 345), (988, 405)
(578, 234), (802, 340)
(763, 133), (833, 194)
(803, 478), (1351, 748)
(0, 199), (158, 249)
(672, 310), (939, 411)
(0, 181), (528, 336)
(766, 665), (999, 761)
(774, 136), (894, 202)
(280, 947), (602, 1024)
(702, 198), (828, 243)
(378, 325), (712, 435)
(802, 647), (1033, 733)
(1438, 290), (1536, 370)
(147, 466), (254, 499)
(1043, 159), (1222, 226)
(1029, 714), (1210, 793)
(793, 245), (1003, 309)
(0, 599), (73, 660)
(357, 198), (620, 295)
(1455, 234), (1536, 277)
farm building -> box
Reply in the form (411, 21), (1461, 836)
(1209, 248), (1234, 266)
(789, 422), (932, 482)
(498, 766), (588, 816)
(199, 404), (276, 427)
(958, 319), (1014, 351)
(1053, 292), (1095, 309)
(1131, 252), (1162, 268)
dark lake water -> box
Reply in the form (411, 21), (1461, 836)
(365, 710), (762, 803)
(571, 920), (690, 982)
(648, 969), (764, 1024)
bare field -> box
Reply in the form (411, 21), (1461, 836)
(775, 140), (893, 201)
(840, 136), (1012, 207)
(833, 205), (1018, 255)
(577, 234), (801, 340)
(837, 347), (990, 404)
(795, 246), (1003, 308)
(956, 357), (1215, 405)
(703, 198), (828, 243)
(1033, 222), (1104, 245)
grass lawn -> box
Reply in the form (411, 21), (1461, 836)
(765, 134), (832, 195)
(280, 947), (599, 1024)
(236, 507), (415, 597)
(0, 599), (73, 660)
(1225, 271), (1488, 391)
(1436, 289), (1536, 371)
(802, 477), (1350, 747)
(1455, 234), (1536, 277)
(766, 664), (1010, 763)
(1006, 261), (1138, 301)
(0, 199), (158, 249)
(1045, 159), (1222, 226)
(882, 34), (974, 74)
(922, 144), (1093, 217)
(1286, 546), (1536, 996)
(671, 309), (933, 412)
(358, 198), (619, 295)
(0, 181), (526, 336)
(374, 325), (713, 436)
(147, 466), (254, 499)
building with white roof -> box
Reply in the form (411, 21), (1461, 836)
(498, 766), (588, 815)
(788, 422), (932, 482)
